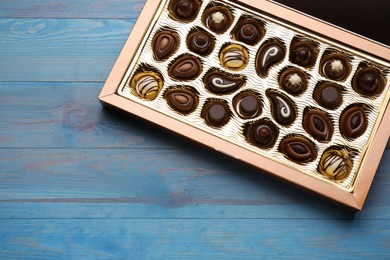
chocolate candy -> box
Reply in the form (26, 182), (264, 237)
(187, 28), (214, 56)
(318, 148), (352, 180)
(165, 88), (198, 114)
(352, 67), (386, 97)
(169, 0), (200, 22)
(289, 38), (318, 68)
(204, 69), (245, 94)
(279, 67), (308, 95)
(266, 90), (296, 126)
(130, 71), (163, 100)
(303, 109), (333, 142)
(232, 17), (265, 45)
(220, 44), (249, 71)
(246, 119), (278, 149)
(201, 100), (231, 127)
(203, 6), (233, 34)
(153, 31), (179, 60)
(340, 105), (367, 139)
(256, 40), (286, 77)
(233, 91), (262, 119)
(169, 55), (202, 80)
(320, 53), (350, 81)
(313, 82), (343, 109)
(279, 135), (317, 163)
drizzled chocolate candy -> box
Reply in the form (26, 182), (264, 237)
(130, 71), (163, 101)
(204, 69), (245, 94)
(220, 44), (249, 71)
(318, 148), (352, 180)
(266, 90), (296, 126)
(256, 40), (286, 77)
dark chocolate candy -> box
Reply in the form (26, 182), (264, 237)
(320, 53), (350, 81)
(279, 135), (317, 163)
(165, 88), (198, 114)
(289, 38), (318, 68)
(352, 67), (386, 96)
(204, 6), (233, 33)
(266, 90), (296, 126)
(303, 109), (333, 142)
(279, 67), (308, 95)
(169, 55), (202, 80)
(340, 105), (367, 139)
(247, 119), (278, 149)
(204, 69), (245, 94)
(201, 100), (231, 127)
(153, 31), (178, 60)
(232, 17), (265, 45)
(256, 40), (286, 77)
(169, 0), (200, 21)
(233, 91), (262, 119)
(313, 82), (342, 109)
(188, 29), (214, 56)
(318, 148), (352, 180)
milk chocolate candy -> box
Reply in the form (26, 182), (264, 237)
(279, 67), (308, 95)
(165, 88), (198, 114)
(313, 82), (343, 109)
(153, 30), (179, 60)
(169, 55), (202, 80)
(289, 37), (318, 68)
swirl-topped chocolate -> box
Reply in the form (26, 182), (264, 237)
(266, 90), (297, 126)
(256, 40), (286, 77)
(204, 69), (245, 94)
(246, 119), (278, 149)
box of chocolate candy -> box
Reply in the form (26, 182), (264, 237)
(99, 0), (390, 210)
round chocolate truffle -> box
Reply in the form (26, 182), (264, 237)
(168, 55), (202, 80)
(169, 0), (200, 21)
(279, 135), (317, 163)
(318, 148), (352, 180)
(201, 100), (231, 127)
(188, 29), (214, 56)
(313, 82), (343, 109)
(203, 6), (233, 33)
(165, 88), (198, 114)
(340, 105), (367, 140)
(219, 44), (249, 71)
(352, 67), (385, 97)
(247, 119), (278, 149)
(279, 68), (308, 95)
(233, 91), (262, 119)
(320, 54), (350, 81)
(289, 40), (318, 68)
(130, 71), (163, 100)
(153, 31), (179, 60)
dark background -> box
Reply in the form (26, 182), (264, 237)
(273, 0), (390, 46)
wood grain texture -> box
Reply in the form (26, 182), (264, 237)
(1, 0), (389, 258)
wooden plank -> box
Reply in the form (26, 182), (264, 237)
(0, 0), (145, 19)
(0, 18), (133, 82)
(0, 219), (389, 259)
(0, 82), (193, 149)
(0, 148), (389, 219)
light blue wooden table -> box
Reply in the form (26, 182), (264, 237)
(1, 1), (389, 259)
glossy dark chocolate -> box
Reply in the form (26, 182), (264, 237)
(318, 148), (352, 180)
(352, 67), (386, 96)
(247, 119), (278, 149)
(204, 6), (232, 33)
(256, 40), (286, 77)
(279, 68), (308, 95)
(313, 82), (342, 109)
(201, 100), (231, 127)
(169, 0), (200, 21)
(289, 39), (318, 68)
(303, 109), (333, 142)
(279, 136), (317, 163)
(321, 54), (350, 81)
(340, 105), (367, 139)
(233, 91), (262, 119)
(169, 55), (202, 80)
(232, 17), (264, 45)
(266, 90), (296, 126)
(165, 88), (198, 114)
(204, 70), (245, 94)
(188, 29), (214, 56)
(153, 31), (178, 60)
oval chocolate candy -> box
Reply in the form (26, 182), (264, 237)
(169, 55), (202, 80)
(279, 135), (317, 163)
(153, 31), (178, 60)
(266, 90), (296, 126)
(303, 109), (333, 142)
(165, 88), (198, 114)
(340, 105), (367, 139)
